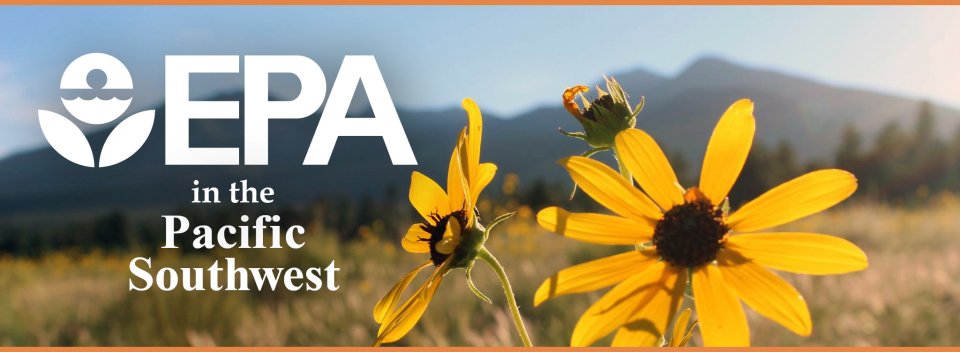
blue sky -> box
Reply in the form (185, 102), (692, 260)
(1, 6), (959, 157)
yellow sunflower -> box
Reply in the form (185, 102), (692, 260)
(535, 99), (868, 346)
(373, 98), (497, 346)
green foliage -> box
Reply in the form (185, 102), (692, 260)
(726, 100), (957, 206)
(835, 101), (955, 202)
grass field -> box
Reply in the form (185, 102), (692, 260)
(1, 195), (959, 346)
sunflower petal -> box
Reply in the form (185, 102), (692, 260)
(376, 260), (450, 345)
(446, 129), (470, 213)
(535, 250), (658, 306)
(435, 217), (461, 255)
(675, 320), (697, 347)
(669, 308), (694, 347)
(409, 171), (449, 221)
(401, 224), (431, 254)
(693, 264), (750, 346)
(463, 98), (483, 181)
(563, 85), (589, 118)
(727, 169), (857, 232)
(615, 129), (684, 210)
(726, 232), (868, 275)
(699, 99), (755, 205)
(536, 207), (654, 245)
(373, 260), (432, 324)
(560, 156), (662, 222)
(570, 261), (668, 347)
(471, 162), (497, 205)
(718, 251), (812, 336)
(611, 267), (686, 347)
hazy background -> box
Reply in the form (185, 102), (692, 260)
(0, 6), (959, 347)
(2, 6), (960, 156)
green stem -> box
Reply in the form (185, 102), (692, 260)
(477, 246), (534, 347)
(613, 148), (632, 182)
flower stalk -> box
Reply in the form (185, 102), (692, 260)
(477, 246), (534, 347)
(613, 149), (632, 183)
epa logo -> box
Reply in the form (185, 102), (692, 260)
(38, 53), (155, 168)
(39, 53), (416, 167)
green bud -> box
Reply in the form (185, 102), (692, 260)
(450, 221), (485, 269)
(561, 77), (643, 148)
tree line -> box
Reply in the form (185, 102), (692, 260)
(728, 101), (958, 205)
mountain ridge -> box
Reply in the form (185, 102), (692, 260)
(1, 57), (957, 217)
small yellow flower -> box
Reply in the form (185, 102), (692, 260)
(535, 99), (869, 346)
(373, 98), (497, 346)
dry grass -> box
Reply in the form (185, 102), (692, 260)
(1, 196), (958, 346)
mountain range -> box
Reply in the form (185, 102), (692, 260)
(1, 57), (957, 217)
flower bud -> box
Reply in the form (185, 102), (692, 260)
(561, 77), (642, 148)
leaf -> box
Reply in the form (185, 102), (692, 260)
(465, 264), (492, 304)
(99, 110), (155, 167)
(484, 211), (517, 240)
(38, 110), (95, 167)
(569, 147), (610, 200)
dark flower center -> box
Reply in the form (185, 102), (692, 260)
(653, 197), (729, 268)
(583, 94), (614, 121)
(419, 209), (469, 266)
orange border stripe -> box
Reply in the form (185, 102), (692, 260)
(2, 348), (960, 351)
(3, 0), (960, 4)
